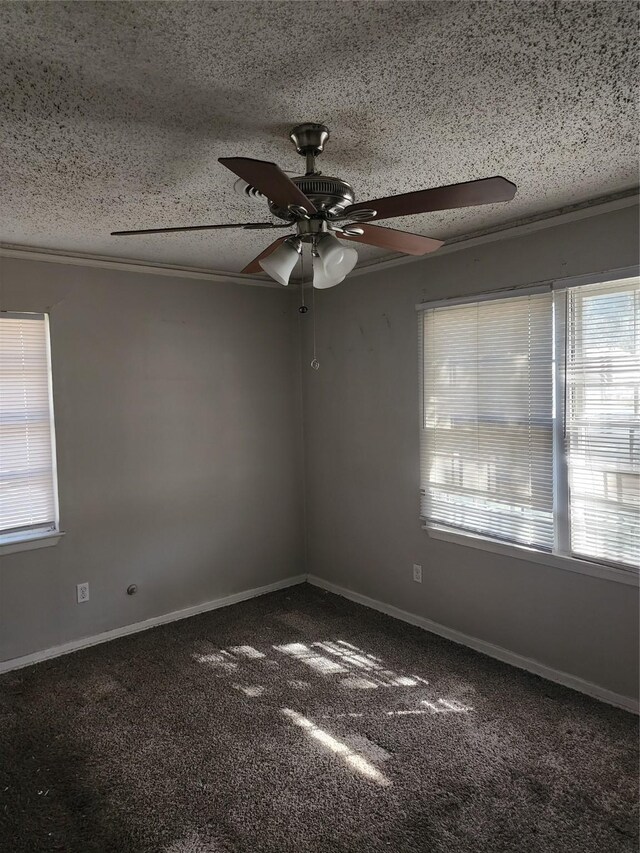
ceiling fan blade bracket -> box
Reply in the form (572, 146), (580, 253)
(288, 204), (311, 220)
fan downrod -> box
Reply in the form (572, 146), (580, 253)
(289, 123), (330, 175)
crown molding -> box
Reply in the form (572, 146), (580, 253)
(0, 244), (281, 288)
(1, 189), (637, 286)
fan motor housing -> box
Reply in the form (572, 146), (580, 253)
(269, 175), (355, 219)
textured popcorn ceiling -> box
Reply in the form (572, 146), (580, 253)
(1, 1), (638, 275)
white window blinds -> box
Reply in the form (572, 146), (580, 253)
(0, 313), (59, 537)
(421, 292), (554, 549)
(566, 277), (640, 567)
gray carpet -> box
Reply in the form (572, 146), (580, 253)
(0, 583), (637, 853)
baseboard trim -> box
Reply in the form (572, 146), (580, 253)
(4, 572), (637, 714)
(307, 575), (639, 714)
(0, 574), (307, 675)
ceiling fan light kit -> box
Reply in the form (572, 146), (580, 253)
(111, 122), (517, 288)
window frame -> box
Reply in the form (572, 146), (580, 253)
(417, 266), (640, 587)
(0, 311), (63, 556)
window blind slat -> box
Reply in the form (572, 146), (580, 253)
(566, 278), (640, 567)
(0, 314), (58, 536)
(420, 292), (554, 549)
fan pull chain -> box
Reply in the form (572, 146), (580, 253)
(310, 273), (319, 370)
(297, 246), (319, 370)
(299, 248), (306, 310)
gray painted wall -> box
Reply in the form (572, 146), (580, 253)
(301, 205), (640, 702)
(0, 259), (304, 661)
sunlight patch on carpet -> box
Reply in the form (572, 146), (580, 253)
(282, 707), (392, 787)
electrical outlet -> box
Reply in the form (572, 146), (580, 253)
(413, 564), (422, 583)
(76, 582), (89, 603)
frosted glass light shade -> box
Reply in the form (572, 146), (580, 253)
(313, 263), (345, 289)
(315, 233), (344, 269)
(313, 234), (358, 289)
(259, 239), (301, 286)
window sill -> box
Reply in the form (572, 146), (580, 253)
(0, 530), (65, 556)
(424, 525), (638, 587)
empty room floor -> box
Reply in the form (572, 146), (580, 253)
(0, 584), (637, 853)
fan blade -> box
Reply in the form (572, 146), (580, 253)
(111, 222), (287, 236)
(241, 236), (291, 274)
(343, 176), (517, 221)
(338, 223), (443, 256)
(219, 157), (317, 214)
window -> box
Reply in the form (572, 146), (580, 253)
(566, 280), (639, 566)
(0, 312), (60, 547)
(419, 273), (639, 575)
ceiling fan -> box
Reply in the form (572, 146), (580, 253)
(111, 123), (517, 288)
